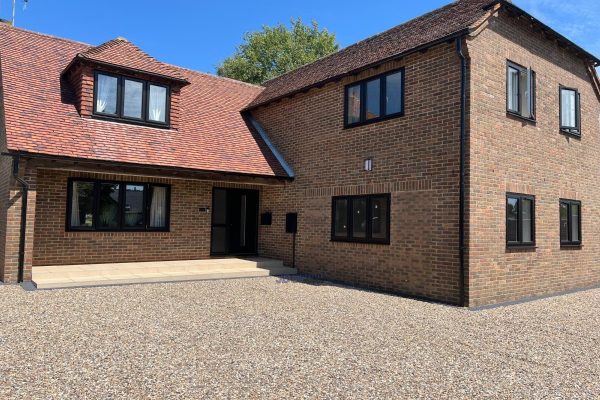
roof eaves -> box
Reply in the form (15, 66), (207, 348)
(61, 53), (191, 85)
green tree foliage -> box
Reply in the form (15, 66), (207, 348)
(217, 18), (339, 84)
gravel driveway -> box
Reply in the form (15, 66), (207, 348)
(0, 276), (598, 399)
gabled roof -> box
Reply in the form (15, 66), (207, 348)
(0, 24), (288, 179)
(247, 0), (495, 109)
(247, 0), (600, 110)
(65, 37), (189, 84)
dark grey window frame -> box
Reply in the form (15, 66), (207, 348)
(559, 199), (582, 246)
(559, 86), (581, 137)
(93, 70), (171, 127)
(506, 193), (536, 247)
(66, 177), (171, 232)
(331, 193), (391, 244)
(506, 60), (536, 121)
(344, 68), (405, 128)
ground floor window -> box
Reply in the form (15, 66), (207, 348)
(67, 178), (170, 231)
(506, 193), (535, 247)
(331, 194), (390, 244)
(560, 199), (581, 245)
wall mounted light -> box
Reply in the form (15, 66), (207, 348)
(364, 158), (373, 172)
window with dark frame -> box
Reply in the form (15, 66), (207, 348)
(560, 87), (581, 135)
(506, 193), (535, 247)
(67, 179), (170, 231)
(560, 199), (581, 246)
(94, 71), (170, 126)
(332, 194), (390, 243)
(344, 69), (404, 127)
(506, 61), (535, 120)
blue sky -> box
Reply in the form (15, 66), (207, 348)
(2, 0), (599, 73)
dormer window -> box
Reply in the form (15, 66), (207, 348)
(94, 71), (169, 126)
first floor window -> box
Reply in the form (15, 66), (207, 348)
(68, 179), (170, 231)
(560, 87), (581, 135)
(332, 194), (390, 243)
(560, 199), (581, 245)
(506, 193), (535, 246)
(344, 69), (404, 127)
(507, 61), (535, 119)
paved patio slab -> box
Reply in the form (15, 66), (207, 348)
(32, 258), (296, 289)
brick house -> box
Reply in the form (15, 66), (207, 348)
(1, 0), (599, 307)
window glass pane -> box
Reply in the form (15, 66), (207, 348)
(561, 89), (577, 128)
(522, 198), (533, 243)
(148, 85), (167, 123)
(560, 202), (569, 242)
(371, 197), (388, 240)
(346, 84), (361, 124)
(98, 183), (120, 229)
(352, 198), (367, 238)
(124, 184), (145, 228)
(506, 197), (518, 242)
(149, 186), (167, 228)
(386, 71), (402, 115)
(123, 79), (143, 119)
(334, 199), (348, 237)
(507, 67), (519, 113)
(571, 204), (580, 242)
(96, 74), (118, 114)
(519, 68), (530, 117)
(70, 181), (95, 228)
(365, 79), (380, 120)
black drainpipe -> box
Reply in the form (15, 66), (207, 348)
(456, 37), (467, 307)
(12, 155), (29, 283)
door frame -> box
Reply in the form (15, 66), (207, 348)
(210, 187), (260, 256)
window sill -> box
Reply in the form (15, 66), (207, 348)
(559, 129), (581, 139)
(561, 243), (582, 249)
(330, 238), (390, 245)
(92, 114), (171, 130)
(506, 111), (536, 124)
(506, 244), (537, 251)
(66, 229), (170, 233)
(344, 112), (404, 129)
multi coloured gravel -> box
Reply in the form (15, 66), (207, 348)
(0, 277), (598, 399)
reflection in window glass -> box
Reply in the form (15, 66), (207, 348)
(98, 183), (120, 228)
(148, 85), (167, 123)
(124, 184), (145, 228)
(371, 196), (388, 239)
(334, 198), (348, 237)
(560, 202), (569, 242)
(506, 197), (518, 243)
(96, 74), (118, 114)
(386, 71), (402, 115)
(346, 84), (361, 125)
(70, 181), (95, 228)
(365, 79), (380, 120)
(123, 79), (144, 119)
(522, 198), (533, 243)
(352, 198), (367, 238)
(571, 203), (580, 242)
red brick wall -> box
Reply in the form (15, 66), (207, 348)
(32, 169), (260, 267)
(466, 11), (600, 306)
(253, 43), (464, 304)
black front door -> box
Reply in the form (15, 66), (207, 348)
(210, 188), (259, 255)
